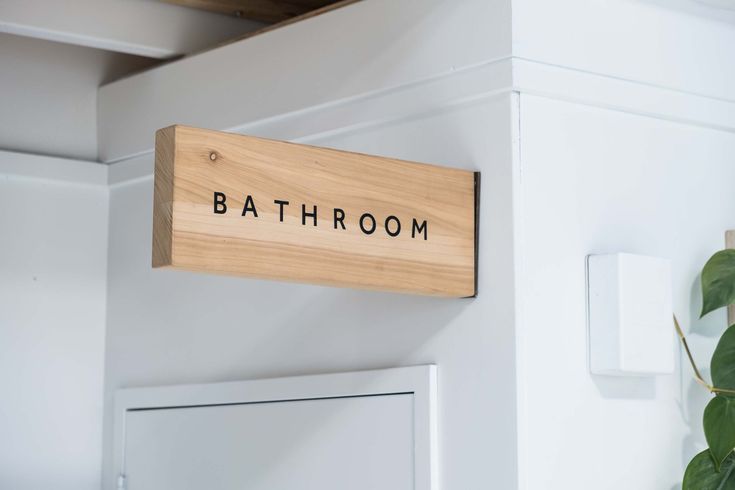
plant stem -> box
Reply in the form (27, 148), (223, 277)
(673, 315), (735, 396)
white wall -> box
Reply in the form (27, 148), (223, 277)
(100, 2), (519, 485)
(0, 33), (157, 161)
(95, 1), (735, 489)
(103, 93), (519, 489)
(0, 166), (109, 489)
(509, 3), (735, 484)
(515, 94), (735, 489)
(513, 0), (735, 100)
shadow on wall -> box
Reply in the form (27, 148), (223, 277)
(128, 266), (471, 385)
(591, 375), (656, 400)
(229, 284), (470, 379)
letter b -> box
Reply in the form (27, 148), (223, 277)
(213, 192), (227, 214)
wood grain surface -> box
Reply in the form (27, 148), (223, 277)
(160, 0), (339, 23)
(152, 125), (478, 296)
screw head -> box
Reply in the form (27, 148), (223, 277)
(209, 151), (217, 161)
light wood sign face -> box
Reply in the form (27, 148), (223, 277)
(153, 126), (479, 297)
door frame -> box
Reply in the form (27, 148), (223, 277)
(113, 365), (438, 489)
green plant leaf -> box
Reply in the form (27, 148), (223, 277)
(705, 396), (735, 471)
(712, 326), (735, 392)
(701, 250), (735, 317)
(683, 450), (735, 489)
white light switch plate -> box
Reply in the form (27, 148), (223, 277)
(587, 253), (674, 376)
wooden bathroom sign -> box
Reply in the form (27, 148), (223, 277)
(152, 125), (479, 297)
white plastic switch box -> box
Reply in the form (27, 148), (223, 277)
(587, 253), (674, 376)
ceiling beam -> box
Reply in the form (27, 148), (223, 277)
(159, 0), (341, 24)
(0, 0), (265, 59)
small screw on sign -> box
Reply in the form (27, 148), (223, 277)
(209, 151), (218, 162)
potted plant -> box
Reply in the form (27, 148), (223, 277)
(681, 249), (735, 488)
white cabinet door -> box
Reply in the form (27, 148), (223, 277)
(123, 394), (414, 490)
(115, 367), (437, 490)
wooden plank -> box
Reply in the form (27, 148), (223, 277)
(152, 127), (176, 267)
(727, 230), (735, 325)
(152, 125), (479, 297)
(160, 0), (339, 23)
(203, 0), (361, 55)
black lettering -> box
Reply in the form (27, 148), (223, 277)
(385, 215), (401, 237)
(360, 213), (376, 235)
(334, 208), (346, 230)
(241, 195), (258, 217)
(213, 192), (227, 214)
(412, 219), (427, 240)
(274, 200), (289, 222)
(302, 204), (317, 226)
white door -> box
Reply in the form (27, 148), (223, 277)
(115, 367), (437, 490)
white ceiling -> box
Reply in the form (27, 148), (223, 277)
(0, 0), (264, 161)
(0, 33), (160, 161)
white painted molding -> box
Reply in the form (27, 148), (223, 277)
(0, 0), (263, 58)
(101, 51), (735, 185)
(113, 365), (438, 490)
(0, 149), (107, 186)
(103, 58), (513, 183)
(97, 0), (735, 166)
(512, 58), (735, 134)
(97, 0), (513, 162)
(4, 0), (728, 184)
(513, 0), (735, 102)
(100, 56), (513, 167)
